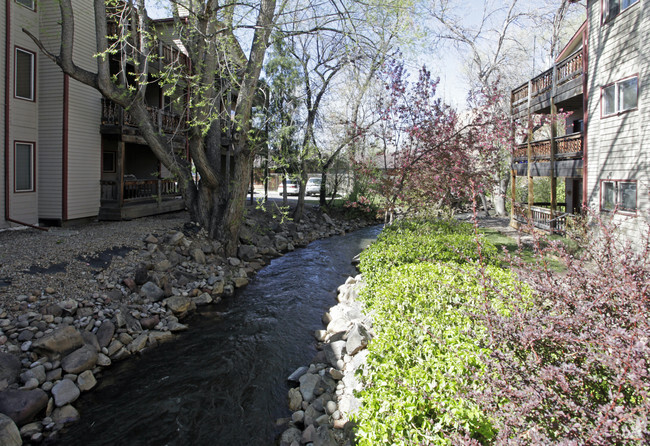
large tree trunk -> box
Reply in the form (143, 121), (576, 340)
(493, 174), (510, 216)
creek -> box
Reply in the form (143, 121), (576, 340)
(59, 225), (381, 446)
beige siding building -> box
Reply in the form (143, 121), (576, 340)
(510, 0), (649, 244)
(2, 0), (185, 229)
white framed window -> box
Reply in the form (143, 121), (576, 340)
(15, 48), (35, 101)
(15, 0), (35, 10)
(603, 0), (639, 23)
(602, 76), (638, 117)
(601, 180), (637, 213)
(14, 142), (35, 192)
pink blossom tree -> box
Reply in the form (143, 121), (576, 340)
(357, 60), (513, 221)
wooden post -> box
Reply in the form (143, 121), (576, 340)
(526, 80), (533, 223)
(117, 140), (125, 206)
(549, 63), (558, 233)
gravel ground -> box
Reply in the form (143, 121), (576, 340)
(0, 212), (190, 309)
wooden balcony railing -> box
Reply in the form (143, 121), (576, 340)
(106, 21), (190, 71)
(101, 98), (183, 135)
(511, 48), (584, 111)
(513, 202), (569, 235)
(101, 179), (180, 204)
(513, 133), (583, 160)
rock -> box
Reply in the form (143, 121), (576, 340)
(288, 387), (303, 411)
(134, 265), (149, 285)
(280, 427), (302, 446)
(31, 326), (83, 358)
(20, 378), (39, 390)
(322, 213), (334, 226)
(299, 373), (321, 403)
(51, 404), (79, 426)
(291, 410), (304, 424)
(233, 277), (249, 288)
(0, 389), (48, 426)
(227, 257), (241, 267)
(57, 299), (78, 315)
(314, 425), (337, 446)
(19, 421), (41, 437)
(329, 369), (343, 380)
(304, 404), (323, 427)
(21, 365), (45, 384)
(0, 353), (22, 385)
(61, 346), (98, 374)
(80, 331), (100, 352)
(51, 379), (80, 407)
(148, 331), (173, 345)
(141, 282), (164, 301)
(169, 231), (185, 245)
(140, 315), (160, 330)
(325, 400), (337, 415)
(168, 321), (188, 332)
(302, 424), (316, 444)
(164, 296), (196, 316)
(314, 330), (327, 342)
(192, 293), (212, 306)
(326, 318), (350, 336)
(122, 278), (137, 292)
(237, 245), (258, 261)
(274, 235), (289, 252)
(324, 341), (346, 368)
(155, 259), (172, 272)
(96, 353), (111, 367)
(128, 333), (149, 354)
(287, 366), (308, 383)
(0, 414), (21, 446)
(315, 413), (330, 426)
(191, 248), (206, 264)
(345, 323), (371, 356)
(107, 340), (124, 357)
(76, 370), (96, 392)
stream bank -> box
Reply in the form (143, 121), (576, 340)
(0, 204), (378, 445)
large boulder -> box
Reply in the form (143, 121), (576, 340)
(0, 389), (48, 426)
(0, 413), (22, 446)
(345, 323), (371, 356)
(61, 345), (98, 374)
(31, 326), (83, 358)
(0, 353), (21, 386)
(164, 296), (196, 317)
(299, 373), (322, 404)
(140, 282), (164, 302)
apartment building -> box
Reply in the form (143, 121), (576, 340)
(510, 0), (648, 241)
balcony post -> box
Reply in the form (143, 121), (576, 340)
(117, 140), (125, 206)
(549, 63), (558, 232)
(526, 80), (533, 222)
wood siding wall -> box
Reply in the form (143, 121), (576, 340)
(6, 3), (39, 225)
(37, 0), (64, 220)
(1, 1), (6, 228)
(66, 0), (102, 220)
(587, 0), (649, 240)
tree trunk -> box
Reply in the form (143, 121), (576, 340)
(493, 174), (509, 216)
(292, 161), (309, 223)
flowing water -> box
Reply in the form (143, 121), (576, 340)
(60, 225), (381, 446)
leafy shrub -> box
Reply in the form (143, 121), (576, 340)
(466, 216), (650, 444)
(360, 219), (499, 280)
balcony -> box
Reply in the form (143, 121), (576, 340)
(512, 133), (584, 178)
(99, 178), (184, 220)
(511, 48), (585, 118)
(101, 98), (184, 136)
(513, 203), (570, 235)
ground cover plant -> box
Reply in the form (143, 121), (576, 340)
(353, 216), (650, 445)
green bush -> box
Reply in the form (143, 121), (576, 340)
(353, 218), (520, 445)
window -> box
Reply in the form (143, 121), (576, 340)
(103, 152), (116, 173)
(15, 0), (34, 10)
(15, 48), (35, 101)
(601, 180), (637, 213)
(15, 142), (34, 192)
(602, 76), (638, 116)
(603, 0), (639, 23)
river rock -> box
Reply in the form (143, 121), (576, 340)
(57, 299), (78, 315)
(140, 315), (160, 330)
(0, 389), (48, 426)
(345, 323), (370, 356)
(299, 373), (321, 403)
(128, 333), (149, 354)
(141, 282), (164, 301)
(51, 404), (80, 426)
(304, 404), (323, 427)
(192, 293), (212, 306)
(31, 326), (83, 358)
(0, 353), (22, 385)
(51, 379), (80, 407)
(80, 331), (101, 352)
(19, 421), (41, 438)
(302, 424), (316, 443)
(76, 370), (97, 392)
(0, 414), (21, 446)
(280, 427), (302, 446)
(314, 425), (337, 446)
(233, 277), (249, 288)
(164, 296), (196, 317)
(237, 245), (258, 262)
(61, 345), (98, 374)
(288, 387), (303, 411)
(96, 321), (115, 348)
(287, 366), (308, 383)
(20, 365), (45, 385)
(96, 353), (111, 367)
(324, 341), (346, 368)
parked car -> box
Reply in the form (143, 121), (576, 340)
(277, 179), (299, 195)
(306, 177), (322, 196)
